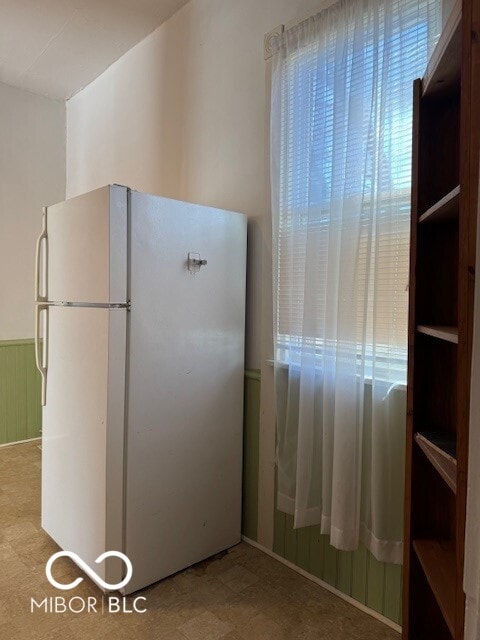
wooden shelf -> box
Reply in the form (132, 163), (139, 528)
(419, 186), (460, 223)
(415, 432), (457, 493)
(422, 0), (461, 97)
(417, 325), (458, 343)
(404, 2), (480, 637)
(413, 539), (456, 636)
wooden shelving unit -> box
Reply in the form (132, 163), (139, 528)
(418, 186), (460, 224)
(417, 325), (459, 343)
(403, 1), (480, 638)
(415, 432), (457, 493)
(413, 540), (456, 636)
(422, 0), (461, 97)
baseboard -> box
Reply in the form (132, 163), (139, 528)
(0, 436), (41, 449)
(242, 535), (402, 634)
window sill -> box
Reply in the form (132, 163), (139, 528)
(266, 359), (407, 392)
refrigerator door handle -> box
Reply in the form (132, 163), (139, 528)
(35, 207), (48, 303)
(35, 304), (49, 406)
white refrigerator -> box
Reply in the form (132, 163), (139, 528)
(34, 185), (247, 593)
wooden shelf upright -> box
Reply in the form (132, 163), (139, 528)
(402, 0), (480, 638)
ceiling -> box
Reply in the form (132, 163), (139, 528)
(0, 0), (190, 100)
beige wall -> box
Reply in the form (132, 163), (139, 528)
(66, 0), (331, 370)
(0, 82), (65, 341)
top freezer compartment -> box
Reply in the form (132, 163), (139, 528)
(40, 185), (128, 304)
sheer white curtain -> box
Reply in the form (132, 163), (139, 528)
(270, 0), (440, 564)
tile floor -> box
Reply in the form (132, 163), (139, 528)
(0, 441), (400, 639)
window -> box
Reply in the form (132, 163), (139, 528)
(273, 2), (440, 382)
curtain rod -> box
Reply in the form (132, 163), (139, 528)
(263, 0), (339, 60)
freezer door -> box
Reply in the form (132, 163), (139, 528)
(41, 185), (127, 304)
(124, 193), (247, 593)
(41, 305), (126, 585)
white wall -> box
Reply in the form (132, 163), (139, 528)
(66, 0), (331, 370)
(0, 82), (65, 341)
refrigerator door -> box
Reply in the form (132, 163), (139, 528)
(39, 185), (127, 304)
(124, 193), (247, 593)
(41, 305), (126, 585)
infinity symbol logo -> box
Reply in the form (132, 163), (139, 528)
(46, 551), (133, 591)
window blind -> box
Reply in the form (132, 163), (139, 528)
(274, 0), (440, 380)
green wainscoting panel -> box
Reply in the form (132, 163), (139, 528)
(272, 514), (402, 625)
(384, 562), (403, 623)
(242, 369), (260, 540)
(337, 550), (354, 595)
(308, 525), (326, 579)
(296, 524), (311, 571)
(284, 513), (297, 564)
(243, 369), (402, 626)
(0, 339), (42, 445)
(351, 544), (368, 605)
(366, 551), (386, 614)
(273, 508), (286, 557)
